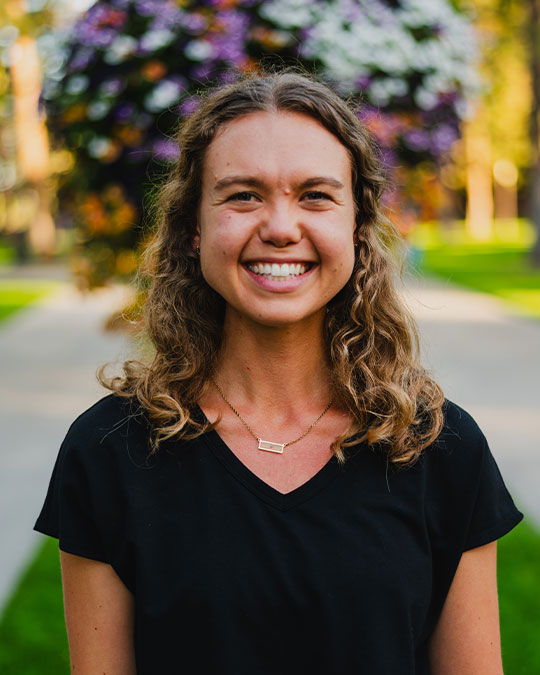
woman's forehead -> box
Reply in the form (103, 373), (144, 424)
(203, 110), (353, 186)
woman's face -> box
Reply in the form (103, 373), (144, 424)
(197, 110), (357, 328)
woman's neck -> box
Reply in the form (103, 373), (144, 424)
(213, 308), (331, 410)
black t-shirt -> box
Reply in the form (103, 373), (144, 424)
(35, 394), (522, 674)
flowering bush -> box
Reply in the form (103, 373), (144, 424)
(44, 0), (478, 286)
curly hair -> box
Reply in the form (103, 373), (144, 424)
(101, 69), (444, 466)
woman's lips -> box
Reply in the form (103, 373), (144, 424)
(245, 261), (313, 279)
(242, 261), (316, 291)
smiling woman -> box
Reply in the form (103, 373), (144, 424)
(34, 71), (522, 675)
(197, 111), (356, 328)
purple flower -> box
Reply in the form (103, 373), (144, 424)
(149, 8), (184, 33)
(153, 138), (180, 162)
(354, 75), (372, 91)
(134, 0), (164, 17)
(180, 12), (209, 35)
(217, 69), (240, 85)
(357, 105), (379, 123)
(75, 23), (118, 49)
(208, 10), (249, 65)
(100, 78), (125, 96)
(430, 124), (458, 154)
(380, 147), (397, 172)
(191, 63), (214, 82)
(68, 47), (96, 73)
(299, 26), (315, 42)
(403, 129), (431, 152)
(115, 102), (135, 120)
(178, 96), (201, 117)
(216, 9), (250, 34)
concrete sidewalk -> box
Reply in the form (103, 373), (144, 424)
(0, 274), (538, 615)
(407, 276), (540, 522)
(0, 282), (133, 614)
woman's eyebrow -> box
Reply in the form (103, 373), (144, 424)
(213, 176), (265, 191)
(213, 175), (345, 191)
(299, 176), (345, 190)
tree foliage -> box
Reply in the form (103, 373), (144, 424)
(43, 0), (479, 286)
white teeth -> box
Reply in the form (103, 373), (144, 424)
(246, 262), (310, 279)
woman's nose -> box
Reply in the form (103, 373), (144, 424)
(258, 202), (302, 247)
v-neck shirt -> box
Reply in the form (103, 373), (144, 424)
(34, 394), (522, 674)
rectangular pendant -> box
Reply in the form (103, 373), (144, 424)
(258, 439), (285, 454)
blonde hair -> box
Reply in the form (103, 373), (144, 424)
(101, 70), (444, 465)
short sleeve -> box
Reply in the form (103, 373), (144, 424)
(425, 401), (523, 556)
(421, 402), (523, 634)
(462, 435), (523, 551)
(34, 433), (109, 563)
(33, 394), (143, 591)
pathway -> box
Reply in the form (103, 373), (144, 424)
(0, 279), (133, 615)
(408, 275), (540, 522)
(0, 271), (538, 615)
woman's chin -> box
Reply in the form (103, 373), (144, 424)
(225, 303), (326, 330)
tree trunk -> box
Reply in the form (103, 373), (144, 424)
(465, 118), (494, 240)
(10, 35), (56, 256)
(528, 0), (540, 264)
(494, 181), (518, 220)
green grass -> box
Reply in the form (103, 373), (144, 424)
(0, 242), (16, 266)
(499, 520), (540, 673)
(0, 519), (538, 673)
(410, 219), (540, 319)
(0, 280), (60, 324)
(0, 275), (66, 671)
(0, 224), (538, 670)
(0, 539), (69, 674)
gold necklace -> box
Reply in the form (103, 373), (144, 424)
(211, 379), (334, 454)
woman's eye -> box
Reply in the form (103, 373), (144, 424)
(227, 191), (257, 202)
(302, 191), (332, 201)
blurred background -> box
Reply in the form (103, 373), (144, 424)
(0, 0), (539, 672)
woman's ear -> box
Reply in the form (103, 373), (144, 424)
(192, 230), (200, 255)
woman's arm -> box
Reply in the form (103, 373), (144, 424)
(60, 551), (136, 674)
(429, 541), (503, 675)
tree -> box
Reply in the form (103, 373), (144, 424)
(0, 0), (57, 258)
(460, 0), (531, 238)
(43, 0), (480, 286)
(527, 0), (540, 263)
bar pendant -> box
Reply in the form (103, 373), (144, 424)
(258, 439), (285, 454)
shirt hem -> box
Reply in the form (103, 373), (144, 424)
(33, 524), (111, 565)
(463, 510), (524, 551)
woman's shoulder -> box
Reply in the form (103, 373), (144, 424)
(61, 393), (149, 462)
(67, 393), (142, 434)
(418, 399), (523, 551)
(436, 398), (487, 451)
(420, 398), (493, 490)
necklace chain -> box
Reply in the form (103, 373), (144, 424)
(211, 378), (334, 450)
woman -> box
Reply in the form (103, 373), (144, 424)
(35, 71), (522, 674)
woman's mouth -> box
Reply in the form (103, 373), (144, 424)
(244, 262), (313, 282)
